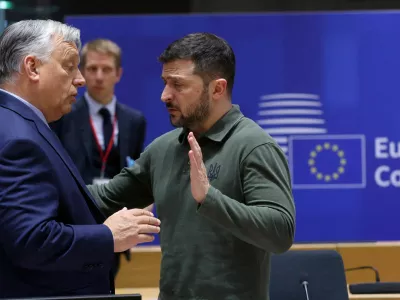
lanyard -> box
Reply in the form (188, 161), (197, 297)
(89, 114), (117, 178)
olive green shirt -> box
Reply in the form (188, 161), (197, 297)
(88, 105), (295, 300)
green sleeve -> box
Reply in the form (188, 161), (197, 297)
(87, 150), (154, 217)
(197, 143), (295, 253)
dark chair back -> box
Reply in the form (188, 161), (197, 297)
(269, 249), (349, 300)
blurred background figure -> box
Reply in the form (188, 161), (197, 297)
(50, 38), (147, 278)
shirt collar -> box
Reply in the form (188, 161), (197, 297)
(0, 88), (48, 126)
(178, 104), (244, 144)
(85, 91), (117, 117)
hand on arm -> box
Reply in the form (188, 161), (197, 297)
(103, 207), (160, 252)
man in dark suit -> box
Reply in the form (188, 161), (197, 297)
(0, 20), (160, 298)
(50, 38), (149, 278)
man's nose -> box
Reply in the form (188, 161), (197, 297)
(161, 86), (172, 103)
(95, 69), (105, 80)
(74, 69), (86, 87)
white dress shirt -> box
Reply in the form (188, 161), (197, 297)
(0, 88), (49, 127)
(85, 92), (119, 150)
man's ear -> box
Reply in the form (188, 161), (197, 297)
(211, 78), (227, 100)
(23, 55), (41, 82)
(116, 67), (123, 83)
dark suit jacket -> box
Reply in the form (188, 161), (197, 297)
(50, 96), (146, 185)
(0, 90), (115, 298)
(50, 96), (146, 263)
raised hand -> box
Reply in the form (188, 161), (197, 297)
(187, 132), (210, 204)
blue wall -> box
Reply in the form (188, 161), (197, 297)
(66, 12), (400, 244)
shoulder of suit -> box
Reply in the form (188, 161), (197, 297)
(117, 102), (145, 120)
(0, 109), (43, 150)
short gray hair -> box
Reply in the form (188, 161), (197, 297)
(0, 19), (81, 84)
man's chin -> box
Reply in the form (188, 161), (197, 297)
(61, 104), (72, 116)
(169, 116), (183, 128)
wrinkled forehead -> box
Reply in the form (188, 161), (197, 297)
(51, 36), (80, 60)
(162, 59), (196, 78)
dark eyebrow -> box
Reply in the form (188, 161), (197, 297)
(161, 75), (186, 81)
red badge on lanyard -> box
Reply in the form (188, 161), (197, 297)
(89, 114), (118, 179)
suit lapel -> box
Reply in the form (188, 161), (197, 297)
(0, 91), (106, 220)
(116, 103), (130, 169)
(36, 120), (106, 220)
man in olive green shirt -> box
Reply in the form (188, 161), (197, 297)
(88, 32), (295, 300)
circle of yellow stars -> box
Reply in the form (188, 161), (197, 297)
(308, 142), (347, 182)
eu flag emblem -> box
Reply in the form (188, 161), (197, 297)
(289, 135), (366, 189)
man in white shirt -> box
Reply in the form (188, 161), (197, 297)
(50, 38), (149, 278)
